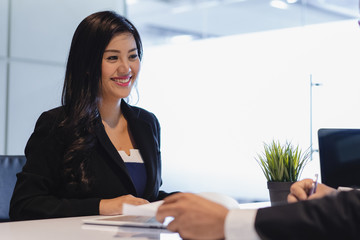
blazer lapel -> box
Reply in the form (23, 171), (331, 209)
(94, 118), (137, 194)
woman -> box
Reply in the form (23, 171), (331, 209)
(10, 11), (170, 220)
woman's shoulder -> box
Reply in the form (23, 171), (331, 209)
(37, 106), (66, 122)
(26, 106), (67, 151)
(33, 106), (66, 132)
(130, 105), (156, 118)
(122, 101), (159, 124)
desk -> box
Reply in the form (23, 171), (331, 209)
(0, 215), (181, 240)
(0, 202), (269, 240)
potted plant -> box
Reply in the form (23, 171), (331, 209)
(256, 140), (311, 206)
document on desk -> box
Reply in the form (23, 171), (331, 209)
(83, 212), (167, 229)
(123, 192), (240, 217)
(122, 200), (164, 217)
(83, 201), (168, 228)
(83, 192), (240, 229)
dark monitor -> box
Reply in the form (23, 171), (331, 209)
(318, 128), (360, 189)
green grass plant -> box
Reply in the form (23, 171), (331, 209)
(256, 140), (311, 182)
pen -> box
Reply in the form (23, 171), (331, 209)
(309, 173), (318, 196)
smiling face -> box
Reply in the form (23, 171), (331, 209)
(100, 32), (140, 103)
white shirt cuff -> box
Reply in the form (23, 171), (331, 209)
(225, 209), (260, 240)
(337, 186), (355, 192)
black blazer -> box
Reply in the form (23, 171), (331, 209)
(255, 190), (360, 240)
(10, 100), (169, 221)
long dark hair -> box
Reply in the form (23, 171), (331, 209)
(60, 11), (143, 190)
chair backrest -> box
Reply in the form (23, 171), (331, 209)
(0, 155), (26, 221)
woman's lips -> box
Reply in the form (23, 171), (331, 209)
(111, 76), (132, 86)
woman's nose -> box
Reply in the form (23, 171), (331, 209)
(117, 60), (131, 74)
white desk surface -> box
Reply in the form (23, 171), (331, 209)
(0, 215), (181, 240)
(0, 202), (269, 240)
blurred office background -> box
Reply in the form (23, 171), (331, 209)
(1, 0), (359, 201)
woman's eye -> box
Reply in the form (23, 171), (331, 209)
(107, 56), (118, 61)
(129, 54), (138, 60)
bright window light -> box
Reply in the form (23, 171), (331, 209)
(126, 0), (138, 5)
(270, 0), (288, 10)
(170, 35), (194, 44)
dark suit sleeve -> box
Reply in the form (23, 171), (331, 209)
(255, 190), (360, 240)
(9, 111), (100, 221)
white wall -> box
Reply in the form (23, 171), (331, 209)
(10, 0), (124, 63)
(0, 0), (7, 57)
(0, 61), (6, 154)
(7, 62), (64, 153)
(0, 0), (8, 154)
(137, 20), (360, 200)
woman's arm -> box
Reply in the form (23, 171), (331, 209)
(10, 110), (101, 220)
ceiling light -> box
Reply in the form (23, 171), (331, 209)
(126, 0), (138, 5)
(270, 0), (288, 10)
(170, 35), (194, 44)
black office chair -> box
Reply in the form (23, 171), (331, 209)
(0, 155), (26, 221)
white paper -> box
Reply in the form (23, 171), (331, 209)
(197, 192), (240, 209)
(122, 192), (239, 218)
(122, 200), (164, 217)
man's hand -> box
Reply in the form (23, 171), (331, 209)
(156, 193), (229, 240)
(288, 179), (336, 203)
(99, 194), (149, 215)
